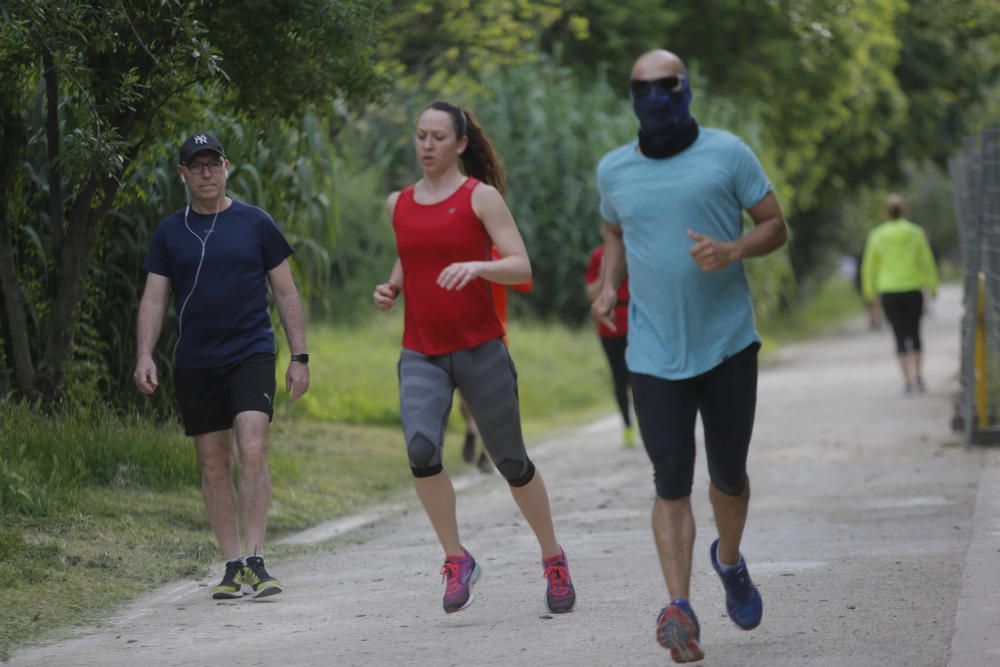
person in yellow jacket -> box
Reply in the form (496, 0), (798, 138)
(861, 194), (939, 395)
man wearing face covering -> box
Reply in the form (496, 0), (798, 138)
(591, 50), (788, 664)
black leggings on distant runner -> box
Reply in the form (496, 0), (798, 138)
(880, 290), (924, 354)
(600, 336), (631, 427)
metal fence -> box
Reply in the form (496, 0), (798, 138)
(949, 125), (1000, 445)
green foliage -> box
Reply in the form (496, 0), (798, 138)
(758, 274), (864, 349)
(893, 0), (1000, 163)
(0, 0), (386, 401)
(383, 0), (580, 95)
(273, 310), (615, 433)
(0, 400), (197, 516)
(204, 0), (386, 115)
(540, 0), (998, 278)
(472, 57), (634, 321)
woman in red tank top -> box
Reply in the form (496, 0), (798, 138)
(372, 101), (576, 616)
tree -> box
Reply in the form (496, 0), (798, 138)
(0, 0), (384, 400)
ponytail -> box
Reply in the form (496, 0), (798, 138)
(886, 193), (905, 220)
(424, 101), (507, 195)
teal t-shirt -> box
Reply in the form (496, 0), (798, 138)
(596, 128), (772, 380)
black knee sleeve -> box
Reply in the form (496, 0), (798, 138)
(407, 432), (441, 475)
(411, 463), (444, 478)
(498, 458), (536, 487)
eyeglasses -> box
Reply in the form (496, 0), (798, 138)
(185, 160), (225, 175)
(629, 76), (685, 98)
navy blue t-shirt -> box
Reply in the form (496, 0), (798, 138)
(143, 199), (294, 368)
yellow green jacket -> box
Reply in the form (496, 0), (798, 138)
(861, 218), (939, 302)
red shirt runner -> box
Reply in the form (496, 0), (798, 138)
(586, 246), (629, 338)
(393, 178), (505, 355)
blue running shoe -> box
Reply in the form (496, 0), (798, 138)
(656, 598), (704, 663)
(710, 538), (762, 630)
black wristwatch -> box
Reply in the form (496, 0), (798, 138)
(290, 353), (309, 364)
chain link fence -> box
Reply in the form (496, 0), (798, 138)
(949, 125), (1000, 445)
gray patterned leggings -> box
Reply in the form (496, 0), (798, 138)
(398, 338), (535, 486)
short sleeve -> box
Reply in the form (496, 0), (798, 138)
(143, 223), (170, 278)
(730, 139), (772, 210)
(258, 213), (294, 271)
(597, 161), (619, 223)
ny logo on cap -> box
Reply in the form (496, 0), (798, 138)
(194, 134), (208, 144)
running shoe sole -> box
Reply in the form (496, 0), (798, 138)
(252, 582), (283, 600)
(444, 562), (481, 614)
(545, 595), (575, 614)
(656, 606), (704, 663)
(211, 587), (244, 600)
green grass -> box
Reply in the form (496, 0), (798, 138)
(275, 310), (612, 435)
(758, 275), (864, 352)
(0, 277), (861, 658)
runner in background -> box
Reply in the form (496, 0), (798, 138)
(585, 244), (634, 447)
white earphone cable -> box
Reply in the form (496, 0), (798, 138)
(173, 177), (224, 358)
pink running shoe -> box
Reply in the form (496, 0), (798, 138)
(542, 548), (576, 613)
(440, 548), (481, 614)
(656, 598), (704, 663)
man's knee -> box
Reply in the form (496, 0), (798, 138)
(654, 479), (693, 501)
(199, 454), (232, 484)
(653, 466), (694, 500)
(236, 438), (269, 470)
(709, 472), (748, 497)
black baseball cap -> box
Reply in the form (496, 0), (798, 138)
(179, 133), (226, 165)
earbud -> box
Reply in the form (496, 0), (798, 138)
(179, 175), (186, 187)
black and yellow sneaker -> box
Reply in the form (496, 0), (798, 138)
(243, 555), (283, 600)
(211, 559), (245, 599)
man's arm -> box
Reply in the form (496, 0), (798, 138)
(134, 273), (171, 394)
(590, 223), (626, 331)
(267, 259), (309, 401)
(688, 191), (788, 271)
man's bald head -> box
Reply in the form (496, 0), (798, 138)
(631, 50), (687, 81)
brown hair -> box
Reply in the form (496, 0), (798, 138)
(887, 193), (905, 219)
(424, 101), (507, 195)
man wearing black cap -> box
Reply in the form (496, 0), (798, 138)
(134, 133), (310, 600)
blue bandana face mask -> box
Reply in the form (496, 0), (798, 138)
(630, 76), (699, 158)
(631, 76), (693, 132)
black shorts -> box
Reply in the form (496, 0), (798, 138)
(174, 353), (276, 436)
(631, 342), (760, 500)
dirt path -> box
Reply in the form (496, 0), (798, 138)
(10, 284), (998, 667)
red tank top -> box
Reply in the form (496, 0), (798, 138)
(393, 178), (504, 354)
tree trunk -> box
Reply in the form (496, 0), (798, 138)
(0, 103), (36, 395)
(33, 107), (144, 398)
(34, 179), (114, 397)
(43, 47), (64, 255)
